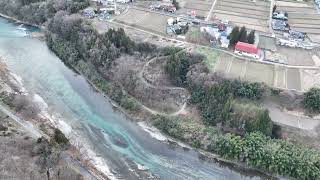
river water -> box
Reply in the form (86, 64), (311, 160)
(0, 17), (265, 180)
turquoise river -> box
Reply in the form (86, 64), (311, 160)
(0, 17), (268, 180)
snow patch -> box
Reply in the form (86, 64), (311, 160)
(138, 121), (168, 141)
(33, 94), (48, 111)
(57, 120), (72, 137)
(9, 72), (27, 93)
(138, 121), (191, 149)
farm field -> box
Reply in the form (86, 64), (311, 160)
(210, 52), (320, 91)
(114, 8), (168, 35)
(212, 0), (271, 33)
(276, 46), (315, 66)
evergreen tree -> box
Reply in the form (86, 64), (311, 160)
(172, 0), (180, 9)
(229, 26), (240, 46)
(247, 30), (255, 44)
(272, 5), (277, 13)
(239, 26), (247, 43)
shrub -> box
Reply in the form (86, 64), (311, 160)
(230, 103), (273, 136)
(152, 115), (184, 140)
(231, 80), (265, 100)
(120, 96), (140, 111)
(53, 128), (69, 146)
(303, 88), (320, 113)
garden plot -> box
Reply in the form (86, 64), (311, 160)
(244, 61), (275, 86)
(114, 9), (168, 35)
(213, 53), (234, 73)
(276, 46), (315, 66)
(286, 68), (301, 91)
(276, 0), (320, 41)
(213, 0), (270, 33)
(227, 58), (247, 78)
(274, 66), (286, 89)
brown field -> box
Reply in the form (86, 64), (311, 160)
(212, 0), (270, 33)
(286, 68), (301, 90)
(211, 52), (309, 91)
(114, 8), (168, 35)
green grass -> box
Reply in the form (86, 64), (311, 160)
(196, 47), (220, 71)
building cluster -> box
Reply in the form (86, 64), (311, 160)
(166, 17), (189, 35)
(200, 22), (232, 48)
(271, 6), (316, 49)
(200, 22), (262, 59)
(83, 8), (112, 20)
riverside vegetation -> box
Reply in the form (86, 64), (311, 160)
(1, 0), (320, 179)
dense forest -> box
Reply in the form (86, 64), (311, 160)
(0, 0), (89, 25)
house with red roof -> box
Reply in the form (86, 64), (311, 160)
(234, 42), (261, 59)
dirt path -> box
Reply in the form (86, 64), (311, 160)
(137, 56), (190, 116)
(139, 56), (187, 91)
(263, 100), (320, 131)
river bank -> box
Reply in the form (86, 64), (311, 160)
(0, 60), (113, 180)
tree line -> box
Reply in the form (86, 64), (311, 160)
(229, 26), (255, 46)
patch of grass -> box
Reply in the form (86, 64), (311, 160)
(195, 47), (220, 71)
(186, 28), (210, 45)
